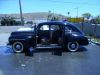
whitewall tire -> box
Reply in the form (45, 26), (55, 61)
(12, 42), (24, 53)
(67, 41), (79, 52)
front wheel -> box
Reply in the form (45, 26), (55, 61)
(67, 41), (79, 52)
(12, 42), (24, 53)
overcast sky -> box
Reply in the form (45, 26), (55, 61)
(0, 0), (100, 17)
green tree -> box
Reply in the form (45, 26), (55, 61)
(90, 15), (100, 24)
(16, 21), (22, 25)
(1, 16), (16, 26)
(26, 21), (33, 24)
(82, 13), (91, 19)
(47, 11), (52, 21)
(51, 16), (59, 21)
(47, 10), (60, 21)
(95, 16), (100, 24)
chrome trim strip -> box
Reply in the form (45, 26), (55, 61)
(9, 39), (26, 41)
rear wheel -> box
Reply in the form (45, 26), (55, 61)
(12, 42), (24, 53)
(67, 41), (79, 52)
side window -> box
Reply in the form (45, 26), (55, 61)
(50, 25), (60, 30)
(40, 25), (49, 30)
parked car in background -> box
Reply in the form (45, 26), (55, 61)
(7, 21), (89, 53)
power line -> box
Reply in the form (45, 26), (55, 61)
(40, 0), (100, 6)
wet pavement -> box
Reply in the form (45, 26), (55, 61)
(0, 33), (10, 46)
(0, 33), (100, 75)
(0, 44), (100, 75)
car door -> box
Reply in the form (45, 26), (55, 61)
(37, 24), (50, 44)
(50, 25), (63, 44)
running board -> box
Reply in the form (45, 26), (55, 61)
(35, 44), (62, 49)
(36, 46), (62, 49)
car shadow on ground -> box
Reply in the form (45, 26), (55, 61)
(77, 46), (87, 52)
(33, 46), (87, 53)
(0, 46), (87, 55)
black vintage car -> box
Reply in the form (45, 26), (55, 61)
(8, 21), (89, 53)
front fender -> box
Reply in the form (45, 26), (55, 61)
(65, 34), (89, 45)
(65, 34), (75, 42)
(8, 35), (35, 46)
(9, 35), (30, 44)
(65, 33), (83, 42)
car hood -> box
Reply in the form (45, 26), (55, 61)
(71, 32), (84, 36)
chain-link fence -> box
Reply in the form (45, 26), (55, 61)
(75, 22), (100, 44)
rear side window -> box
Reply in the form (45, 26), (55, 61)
(50, 25), (60, 30)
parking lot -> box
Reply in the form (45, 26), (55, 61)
(0, 33), (100, 75)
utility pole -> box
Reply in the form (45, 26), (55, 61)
(19, 0), (24, 25)
(67, 12), (70, 22)
(76, 7), (78, 18)
(53, 9), (54, 18)
(75, 7), (78, 18)
(47, 10), (52, 21)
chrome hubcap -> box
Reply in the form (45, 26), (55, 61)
(68, 41), (79, 52)
(16, 44), (21, 50)
(13, 42), (24, 53)
(71, 44), (76, 49)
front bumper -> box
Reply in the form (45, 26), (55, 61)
(77, 37), (89, 45)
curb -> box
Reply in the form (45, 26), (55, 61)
(91, 41), (100, 46)
(88, 38), (100, 46)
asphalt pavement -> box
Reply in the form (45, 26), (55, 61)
(0, 33), (100, 75)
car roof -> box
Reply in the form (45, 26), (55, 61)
(38, 21), (84, 35)
(38, 21), (75, 26)
(38, 21), (65, 25)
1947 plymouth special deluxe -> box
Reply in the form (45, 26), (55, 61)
(8, 21), (89, 53)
